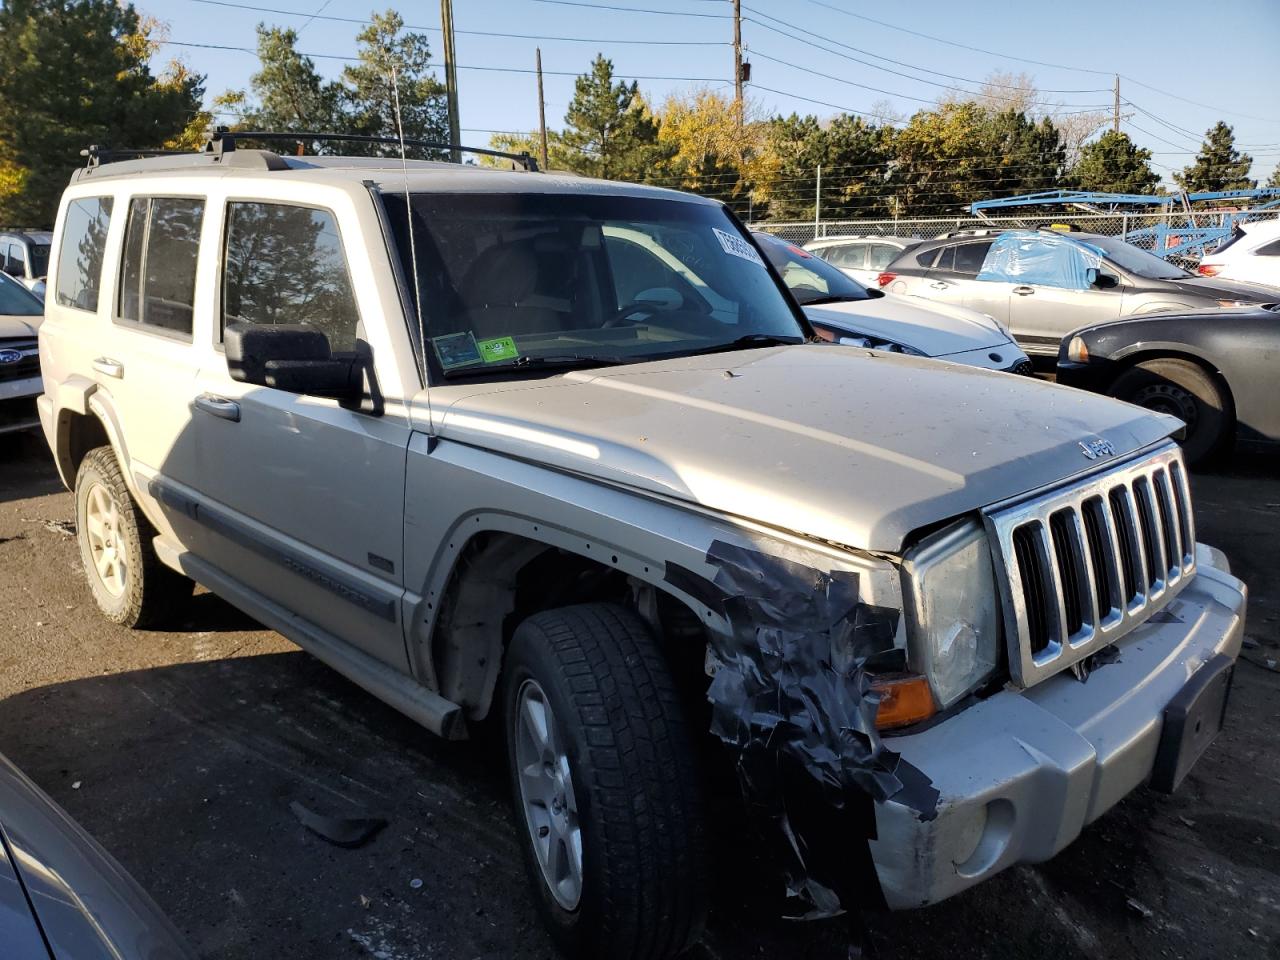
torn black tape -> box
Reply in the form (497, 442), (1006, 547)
(667, 538), (938, 918)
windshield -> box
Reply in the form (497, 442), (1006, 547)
(753, 232), (872, 304)
(0, 272), (42, 316)
(1084, 235), (1190, 279)
(29, 244), (50, 278)
(383, 192), (805, 379)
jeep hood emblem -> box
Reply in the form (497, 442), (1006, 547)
(1079, 437), (1116, 460)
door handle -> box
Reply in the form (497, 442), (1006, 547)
(194, 394), (241, 422)
(930, 281), (950, 290)
(1013, 286), (1035, 296)
(92, 357), (123, 379)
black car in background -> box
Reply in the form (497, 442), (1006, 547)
(1057, 305), (1280, 465)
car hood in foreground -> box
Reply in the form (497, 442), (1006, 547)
(0, 314), (40, 339)
(435, 345), (1178, 552)
(804, 295), (1008, 356)
(0, 753), (194, 960)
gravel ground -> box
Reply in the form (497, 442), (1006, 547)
(1, 430), (1277, 960)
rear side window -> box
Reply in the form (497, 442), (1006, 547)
(55, 197), (113, 312)
(953, 241), (993, 276)
(118, 197), (205, 336)
(1256, 238), (1280, 257)
(914, 247), (938, 269)
(867, 244), (899, 270)
(2, 242), (24, 277)
(826, 243), (867, 268)
(221, 202), (359, 351)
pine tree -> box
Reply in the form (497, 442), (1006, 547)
(0, 0), (203, 226)
(342, 10), (448, 150)
(559, 55), (660, 181)
(1174, 122), (1254, 192)
(1069, 131), (1161, 194)
(1265, 163), (1280, 189)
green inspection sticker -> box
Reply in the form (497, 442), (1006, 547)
(477, 336), (519, 363)
(432, 331), (483, 369)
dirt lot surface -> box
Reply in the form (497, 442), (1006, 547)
(1, 430), (1277, 960)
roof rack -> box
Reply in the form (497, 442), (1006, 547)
(81, 145), (192, 168)
(204, 128), (539, 172)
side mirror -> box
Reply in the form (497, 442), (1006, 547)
(225, 323), (363, 403)
(1086, 267), (1118, 290)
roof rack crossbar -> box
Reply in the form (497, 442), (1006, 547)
(81, 145), (192, 168)
(205, 129), (539, 172)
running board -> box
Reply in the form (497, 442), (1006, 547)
(154, 537), (468, 740)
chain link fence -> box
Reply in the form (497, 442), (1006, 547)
(749, 209), (1280, 261)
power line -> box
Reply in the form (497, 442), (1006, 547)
(530, 0), (732, 17)
(159, 39), (723, 81)
(182, 0), (730, 45)
(740, 12), (1110, 114)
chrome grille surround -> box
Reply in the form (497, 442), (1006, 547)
(983, 442), (1195, 688)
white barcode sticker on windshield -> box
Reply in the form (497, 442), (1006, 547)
(712, 227), (765, 267)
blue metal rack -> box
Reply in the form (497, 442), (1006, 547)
(969, 189), (1280, 259)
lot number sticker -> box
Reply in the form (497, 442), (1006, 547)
(712, 227), (765, 267)
(478, 336), (519, 363)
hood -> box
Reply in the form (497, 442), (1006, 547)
(0, 314), (40, 339)
(1170, 275), (1280, 301)
(804, 295), (1007, 356)
(0, 753), (194, 959)
(435, 346), (1178, 552)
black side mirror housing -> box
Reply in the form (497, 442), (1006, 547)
(1086, 267), (1119, 290)
(225, 323), (363, 403)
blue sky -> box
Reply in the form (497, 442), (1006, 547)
(143, 0), (1280, 187)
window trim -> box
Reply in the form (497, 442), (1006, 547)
(54, 196), (115, 314)
(215, 196), (364, 351)
(112, 194), (205, 342)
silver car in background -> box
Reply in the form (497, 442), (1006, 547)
(803, 235), (921, 288)
(879, 229), (1280, 356)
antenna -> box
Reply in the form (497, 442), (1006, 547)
(390, 64), (429, 388)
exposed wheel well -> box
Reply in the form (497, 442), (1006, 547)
(55, 410), (110, 487)
(431, 532), (710, 723)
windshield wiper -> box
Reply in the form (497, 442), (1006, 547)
(671, 333), (807, 359)
(800, 295), (864, 306)
(440, 354), (630, 379)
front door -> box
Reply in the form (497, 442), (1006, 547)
(187, 199), (413, 672)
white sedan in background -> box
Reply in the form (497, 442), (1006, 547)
(1197, 218), (1280, 287)
(802, 234), (921, 288)
(753, 232), (1033, 374)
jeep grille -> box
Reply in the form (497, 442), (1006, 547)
(985, 443), (1195, 687)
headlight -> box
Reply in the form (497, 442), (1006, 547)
(838, 334), (925, 355)
(902, 519), (1001, 708)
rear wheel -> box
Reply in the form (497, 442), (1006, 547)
(1110, 358), (1233, 467)
(74, 446), (193, 627)
(503, 603), (707, 960)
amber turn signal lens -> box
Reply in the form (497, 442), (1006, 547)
(872, 675), (936, 730)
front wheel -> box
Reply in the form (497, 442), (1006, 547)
(1110, 358), (1233, 467)
(503, 603), (707, 960)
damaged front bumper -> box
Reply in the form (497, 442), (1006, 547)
(870, 542), (1246, 910)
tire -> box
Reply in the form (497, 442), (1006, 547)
(1110, 358), (1233, 467)
(503, 603), (707, 960)
(74, 446), (193, 628)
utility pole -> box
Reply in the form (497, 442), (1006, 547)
(1113, 74), (1120, 134)
(732, 0), (742, 125)
(536, 47), (549, 170)
(814, 164), (822, 236)
(441, 0), (461, 162)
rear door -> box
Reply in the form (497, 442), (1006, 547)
(187, 197), (414, 672)
(919, 240), (1008, 321)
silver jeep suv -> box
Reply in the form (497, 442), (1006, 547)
(37, 135), (1246, 958)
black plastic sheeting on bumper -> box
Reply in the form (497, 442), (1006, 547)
(667, 539), (939, 919)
